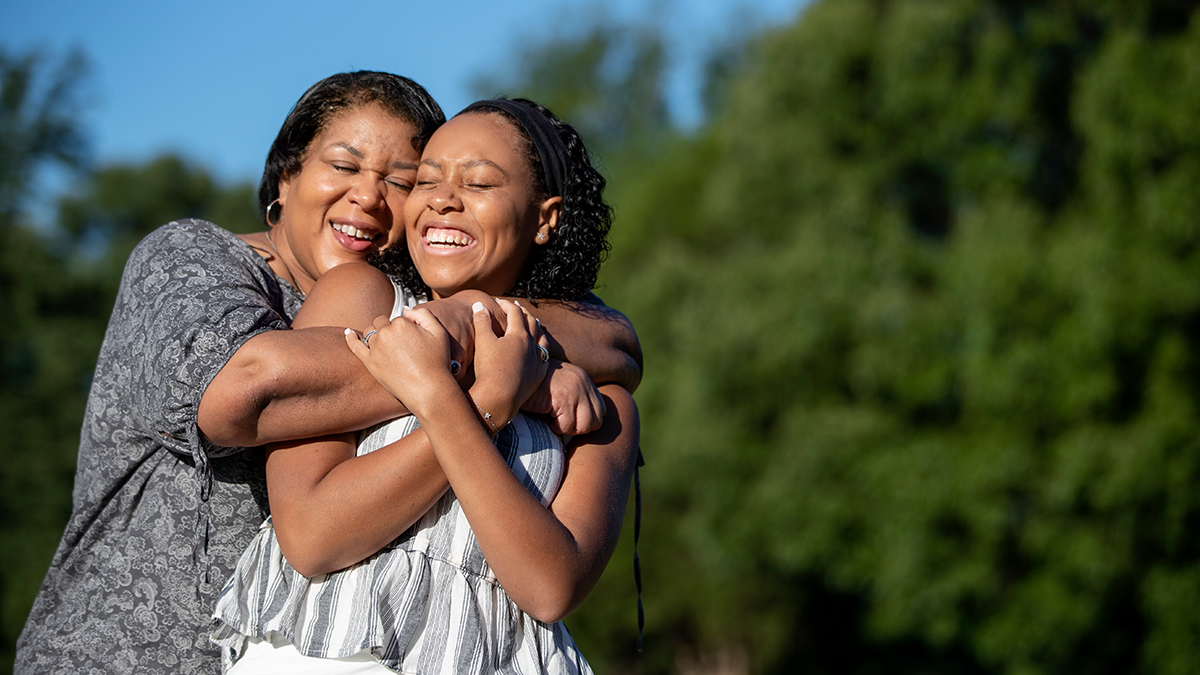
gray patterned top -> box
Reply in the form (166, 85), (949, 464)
(15, 219), (304, 674)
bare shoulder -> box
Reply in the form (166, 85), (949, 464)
(315, 262), (392, 292)
(295, 263), (396, 330)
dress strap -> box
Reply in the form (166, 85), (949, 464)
(634, 447), (645, 652)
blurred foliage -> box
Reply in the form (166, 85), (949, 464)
(470, 9), (671, 154)
(0, 49), (259, 674)
(6, 0), (1200, 673)
(526, 1), (1200, 674)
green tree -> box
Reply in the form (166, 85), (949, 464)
(0, 49), (92, 673)
(0, 50), (259, 673)
(585, 1), (1200, 673)
(470, 10), (670, 154)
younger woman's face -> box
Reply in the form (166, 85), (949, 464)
(404, 113), (556, 299)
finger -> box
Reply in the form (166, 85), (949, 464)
(344, 328), (369, 360)
(403, 306), (448, 339)
(522, 304), (539, 337)
(553, 409), (575, 436)
(496, 298), (530, 338)
(471, 301), (495, 344)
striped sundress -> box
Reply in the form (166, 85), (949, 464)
(211, 281), (593, 674)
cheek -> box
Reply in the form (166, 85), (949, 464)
(403, 194), (426, 232)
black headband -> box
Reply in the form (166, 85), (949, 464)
(461, 99), (568, 198)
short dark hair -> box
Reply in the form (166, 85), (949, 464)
(257, 71), (445, 220)
(374, 98), (612, 302)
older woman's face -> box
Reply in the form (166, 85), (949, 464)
(275, 104), (420, 294)
(404, 113), (555, 299)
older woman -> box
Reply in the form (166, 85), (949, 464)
(212, 99), (638, 674)
(16, 74), (639, 674)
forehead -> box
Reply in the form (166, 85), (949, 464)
(422, 113), (525, 165)
(311, 104), (421, 163)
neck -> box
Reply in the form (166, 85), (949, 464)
(264, 229), (307, 296)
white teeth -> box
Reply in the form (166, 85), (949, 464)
(426, 230), (474, 247)
(331, 223), (378, 241)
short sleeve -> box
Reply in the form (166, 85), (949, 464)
(101, 220), (298, 461)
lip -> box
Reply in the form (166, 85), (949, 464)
(330, 218), (383, 253)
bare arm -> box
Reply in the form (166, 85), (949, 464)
(519, 296), (643, 393)
(265, 430), (448, 576)
(198, 327), (404, 448)
(197, 280), (635, 447)
(197, 263), (475, 447)
(249, 263), (450, 575)
(349, 301), (640, 622)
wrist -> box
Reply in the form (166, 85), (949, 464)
(402, 373), (460, 421)
(469, 396), (502, 439)
(468, 381), (519, 430)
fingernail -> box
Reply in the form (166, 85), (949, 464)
(513, 300), (522, 307)
(472, 301), (485, 313)
(344, 328), (353, 335)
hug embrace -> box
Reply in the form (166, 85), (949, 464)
(16, 72), (642, 674)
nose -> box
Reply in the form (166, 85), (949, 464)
(429, 182), (462, 213)
(349, 173), (387, 212)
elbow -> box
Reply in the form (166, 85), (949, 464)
(606, 316), (643, 392)
(199, 345), (277, 447)
(276, 529), (341, 578)
(524, 596), (575, 625)
(285, 555), (331, 580)
(614, 352), (643, 393)
(517, 580), (589, 624)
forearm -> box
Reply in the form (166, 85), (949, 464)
(268, 428), (449, 576)
(199, 327), (408, 447)
(437, 290), (642, 392)
(422, 384), (637, 622)
(522, 298), (643, 392)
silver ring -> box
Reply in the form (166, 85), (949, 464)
(535, 344), (549, 363)
(450, 360), (461, 376)
(362, 330), (378, 347)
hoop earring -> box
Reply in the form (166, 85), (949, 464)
(265, 199), (283, 226)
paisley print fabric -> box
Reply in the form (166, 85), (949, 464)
(15, 220), (304, 674)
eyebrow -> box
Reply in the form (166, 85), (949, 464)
(332, 142), (417, 171)
(333, 142), (364, 159)
(420, 158), (508, 176)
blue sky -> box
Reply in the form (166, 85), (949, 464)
(2, 0), (809, 186)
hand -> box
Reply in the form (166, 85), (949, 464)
(521, 360), (606, 435)
(417, 293), (499, 378)
(469, 299), (549, 427)
(344, 309), (460, 417)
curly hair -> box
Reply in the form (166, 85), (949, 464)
(372, 98), (612, 302)
(257, 71), (445, 221)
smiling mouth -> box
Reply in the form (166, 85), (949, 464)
(331, 222), (379, 242)
(425, 228), (476, 249)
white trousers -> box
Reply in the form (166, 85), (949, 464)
(226, 632), (395, 675)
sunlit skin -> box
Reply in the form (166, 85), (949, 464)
(338, 110), (640, 623)
(405, 113), (560, 300)
(267, 104), (420, 295)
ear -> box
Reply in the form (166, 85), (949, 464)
(277, 179), (291, 206)
(535, 196), (562, 245)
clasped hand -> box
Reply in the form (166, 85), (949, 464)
(346, 299), (604, 435)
